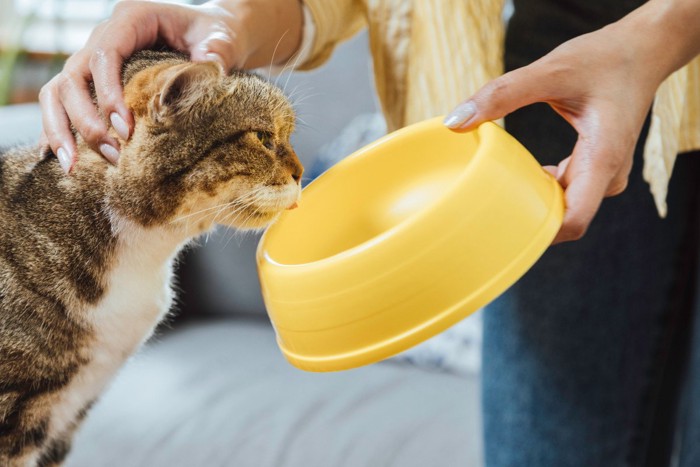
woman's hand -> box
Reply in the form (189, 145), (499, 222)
(39, 0), (303, 173)
(445, 0), (700, 243)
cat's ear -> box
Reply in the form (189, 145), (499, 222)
(150, 62), (222, 122)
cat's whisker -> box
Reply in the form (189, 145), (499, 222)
(291, 111), (322, 128)
(273, 54), (298, 89)
(281, 39), (306, 95)
(295, 117), (311, 128)
(215, 194), (260, 224)
(217, 226), (237, 250)
(170, 187), (269, 225)
(274, 56), (296, 88)
(212, 199), (258, 225)
(285, 83), (303, 101)
(170, 200), (238, 224)
(228, 189), (272, 213)
(177, 203), (233, 230)
(221, 222), (248, 250)
(291, 99), (320, 114)
(290, 92), (323, 107)
(209, 189), (271, 227)
(273, 64), (288, 89)
(219, 208), (265, 249)
(268, 30), (290, 80)
(221, 195), (261, 221)
(210, 202), (230, 226)
(217, 211), (248, 241)
(285, 82), (314, 103)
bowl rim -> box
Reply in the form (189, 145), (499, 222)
(276, 185), (564, 371)
(259, 117), (494, 270)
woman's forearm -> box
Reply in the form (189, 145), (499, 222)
(621, 0), (700, 85)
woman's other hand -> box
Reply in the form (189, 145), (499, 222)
(445, 0), (700, 243)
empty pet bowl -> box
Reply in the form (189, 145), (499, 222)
(257, 118), (564, 372)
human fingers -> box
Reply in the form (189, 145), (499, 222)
(191, 0), (305, 70)
(186, 4), (250, 71)
(87, 1), (170, 143)
(66, 1), (187, 157)
(39, 132), (48, 149)
(188, 23), (244, 71)
(57, 61), (121, 164)
(39, 76), (80, 173)
(552, 136), (633, 244)
(39, 25), (131, 164)
(89, 45), (133, 142)
(542, 165), (558, 178)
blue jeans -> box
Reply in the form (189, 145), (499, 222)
(482, 1), (700, 465)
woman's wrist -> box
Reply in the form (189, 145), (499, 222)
(619, 0), (700, 86)
(206, 0), (303, 69)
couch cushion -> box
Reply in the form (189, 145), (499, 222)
(67, 318), (482, 467)
(0, 103), (42, 146)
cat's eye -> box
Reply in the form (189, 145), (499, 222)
(255, 131), (275, 150)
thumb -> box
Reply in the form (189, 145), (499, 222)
(444, 63), (550, 131)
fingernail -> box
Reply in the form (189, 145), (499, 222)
(444, 101), (477, 128)
(99, 143), (120, 164)
(205, 53), (226, 72)
(56, 147), (72, 174)
(110, 112), (130, 140)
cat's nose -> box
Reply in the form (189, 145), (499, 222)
(291, 166), (302, 184)
(284, 149), (303, 184)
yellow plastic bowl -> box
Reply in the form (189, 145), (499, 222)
(257, 118), (564, 372)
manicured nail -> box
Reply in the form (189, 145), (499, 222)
(205, 53), (225, 72)
(110, 112), (130, 140)
(99, 143), (120, 164)
(444, 101), (477, 128)
(56, 147), (72, 174)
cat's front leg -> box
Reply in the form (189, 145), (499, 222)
(0, 435), (73, 467)
(0, 444), (46, 467)
(0, 393), (76, 467)
(0, 406), (47, 467)
(34, 437), (71, 467)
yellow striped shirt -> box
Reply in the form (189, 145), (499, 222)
(300, 0), (700, 216)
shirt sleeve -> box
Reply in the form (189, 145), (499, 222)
(295, 0), (367, 70)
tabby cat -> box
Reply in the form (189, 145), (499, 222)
(0, 50), (302, 466)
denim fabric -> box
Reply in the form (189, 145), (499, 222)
(481, 1), (700, 466)
(679, 287), (700, 466)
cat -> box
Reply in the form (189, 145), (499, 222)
(0, 49), (303, 467)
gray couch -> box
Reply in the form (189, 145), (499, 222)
(0, 33), (483, 467)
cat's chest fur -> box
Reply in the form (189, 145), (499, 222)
(50, 221), (186, 437)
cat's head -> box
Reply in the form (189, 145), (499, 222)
(103, 50), (302, 232)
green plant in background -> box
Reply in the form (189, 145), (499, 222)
(0, 7), (35, 106)
(0, 0), (119, 106)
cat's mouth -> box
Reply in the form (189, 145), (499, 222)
(223, 205), (283, 229)
(218, 185), (300, 229)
